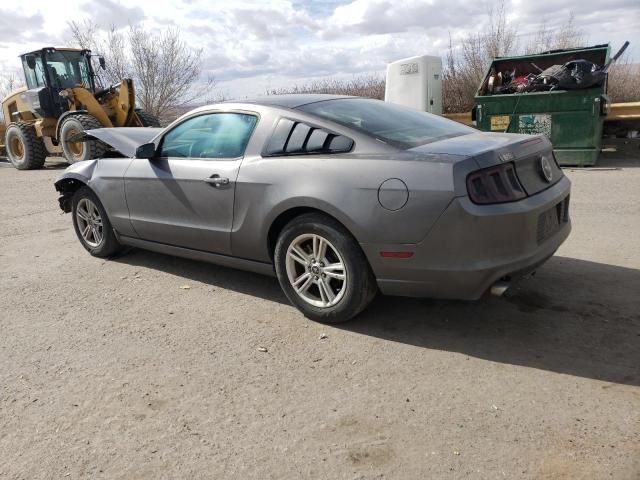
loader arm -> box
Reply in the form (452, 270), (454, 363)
(67, 87), (113, 128)
(111, 79), (139, 127)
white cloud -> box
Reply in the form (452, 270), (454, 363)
(322, 0), (485, 37)
(0, 0), (638, 99)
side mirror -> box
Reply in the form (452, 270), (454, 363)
(135, 142), (156, 159)
(26, 55), (36, 70)
(99, 56), (106, 70)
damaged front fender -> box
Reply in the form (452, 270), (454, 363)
(54, 160), (98, 213)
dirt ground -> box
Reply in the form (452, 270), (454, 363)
(1, 156), (639, 479)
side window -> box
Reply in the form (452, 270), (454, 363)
(22, 56), (46, 89)
(263, 118), (354, 156)
(159, 112), (258, 159)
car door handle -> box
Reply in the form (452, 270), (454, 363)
(204, 175), (230, 187)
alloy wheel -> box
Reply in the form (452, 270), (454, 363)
(76, 198), (103, 247)
(285, 233), (347, 308)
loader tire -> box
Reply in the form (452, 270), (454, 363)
(5, 122), (47, 170)
(60, 114), (107, 164)
(136, 110), (161, 127)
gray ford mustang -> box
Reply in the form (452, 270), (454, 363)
(54, 94), (571, 322)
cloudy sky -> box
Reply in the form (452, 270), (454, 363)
(1, 0), (638, 98)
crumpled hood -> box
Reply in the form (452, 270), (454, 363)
(81, 127), (163, 157)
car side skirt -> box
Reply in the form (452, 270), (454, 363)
(118, 235), (276, 277)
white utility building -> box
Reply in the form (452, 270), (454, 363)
(385, 55), (443, 115)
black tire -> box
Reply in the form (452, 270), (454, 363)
(60, 114), (107, 164)
(136, 110), (161, 127)
(5, 122), (47, 170)
(71, 186), (122, 258)
(274, 213), (378, 323)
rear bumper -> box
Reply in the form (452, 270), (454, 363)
(362, 176), (571, 300)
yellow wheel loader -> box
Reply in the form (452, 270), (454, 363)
(0, 47), (160, 170)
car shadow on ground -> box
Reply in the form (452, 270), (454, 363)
(117, 250), (640, 387)
(116, 248), (289, 303)
(342, 256), (640, 387)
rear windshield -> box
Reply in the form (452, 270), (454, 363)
(298, 98), (474, 148)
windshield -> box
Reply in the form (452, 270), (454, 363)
(298, 98), (474, 148)
(44, 50), (93, 90)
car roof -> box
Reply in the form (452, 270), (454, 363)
(232, 94), (358, 109)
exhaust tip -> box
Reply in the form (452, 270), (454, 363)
(490, 280), (510, 297)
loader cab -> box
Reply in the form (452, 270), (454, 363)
(20, 48), (97, 118)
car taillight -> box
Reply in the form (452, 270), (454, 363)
(466, 162), (526, 204)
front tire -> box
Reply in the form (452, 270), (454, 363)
(60, 114), (107, 164)
(274, 213), (377, 323)
(71, 186), (122, 258)
(5, 122), (47, 170)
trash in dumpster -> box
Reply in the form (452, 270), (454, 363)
(482, 42), (629, 96)
(473, 42), (630, 167)
(532, 60), (604, 90)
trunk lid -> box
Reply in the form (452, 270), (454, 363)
(411, 132), (563, 196)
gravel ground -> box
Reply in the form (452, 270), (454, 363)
(1, 157), (639, 479)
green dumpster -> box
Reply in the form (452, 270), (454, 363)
(473, 45), (611, 166)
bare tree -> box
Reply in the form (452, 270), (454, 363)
(443, 35), (473, 114)
(68, 19), (94, 51)
(442, 3), (590, 113)
(608, 56), (640, 103)
(442, 0), (518, 113)
(0, 73), (24, 122)
(127, 26), (214, 120)
(68, 20), (214, 122)
(0, 72), (22, 100)
(526, 13), (584, 54)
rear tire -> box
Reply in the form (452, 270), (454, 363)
(71, 186), (122, 258)
(274, 213), (378, 323)
(136, 110), (161, 127)
(60, 114), (107, 164)
(5, 122), (46, 170)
